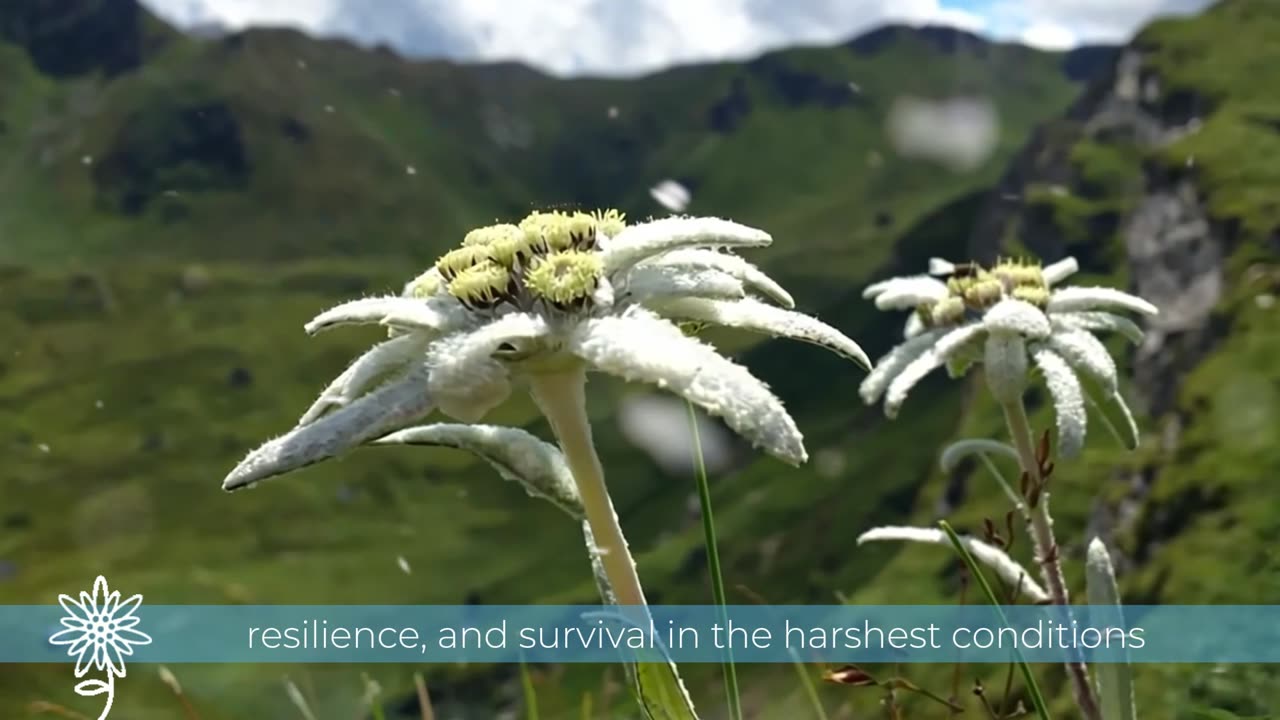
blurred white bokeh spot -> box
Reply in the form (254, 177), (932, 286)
(886, 95), (1000, 172)
(649, 179), (691, 213)
(617, 392), (733, 476)
(814, 447), (847, 479)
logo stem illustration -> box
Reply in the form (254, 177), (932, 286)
(49, 576), (152, 720)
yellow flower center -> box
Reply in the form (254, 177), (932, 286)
(424, 209), (625, 311)
(435, 245), (492, 281)
(447, 261), (511, 307)
(524, 251), (603, 305)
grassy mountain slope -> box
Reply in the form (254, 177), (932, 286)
(4, 1), (1276, 718)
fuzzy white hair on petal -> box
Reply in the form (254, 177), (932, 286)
(223, 366), (435, 491)
(649, 296), (871, 369)
(859, 328), (947, 404)
(1042, 256), (1080, 286)
(1031, 346), (1087, 458)
(1050, 311), (1145, 345)
(601, 217), (771, 275)
(1047, 329), (1119, 394)
(983, 298), (1051, 339)
(621, 265), (745, 304)
(304, 295), (465, 335)
(984, 334), (1029, 404)
(857, 526), (1049, 603)
(1047, 286), (1158, 316)
(870, 276), (951, 310)
(569, 308), (806, 465)
(375, 423), (582, 518)
(426, 314), (548, 423)
(638, 248), (795, 308)
(298, 333), (430, 425)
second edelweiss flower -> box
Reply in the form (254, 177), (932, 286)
(224, 209), (870, 489)
(859, 256), (1157, 457)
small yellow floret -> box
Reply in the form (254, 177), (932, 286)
(447, 261), (511, 305)
(525, 251), (603, 305)
(592, 208), (627, 237)
(435, 245), (491, 280)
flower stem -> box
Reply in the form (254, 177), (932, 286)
(529, 367), (647, 607)
(1000, 399), (1102, 720)
(686, 401), (743, 720)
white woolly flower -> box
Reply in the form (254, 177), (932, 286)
(223, 210), (870, 490)
(857, 526), (1049, 603)
(860, 256), (1157, 457)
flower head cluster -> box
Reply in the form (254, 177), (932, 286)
(859, 256), (1157, 456)
(223, 210), (870, 490)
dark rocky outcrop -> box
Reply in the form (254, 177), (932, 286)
(93, 101), (251, 215)
(848, 24), (990, 57)
(0, 0), (170, 77)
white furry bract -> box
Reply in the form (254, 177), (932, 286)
(375, 423), (582, 518)
(983, 298), (1051, 339)
(984, 334), (1029, 404)
(426, 313), (548, 422)
(638, 248), (795, 308)
(569, 308), (806, 465)
(1042, 257), (1080, 286)
(1051, 311), (1145, 345)
(857, 526), (1049, 603)
(1031, 346), (1087, 458)
(601, 216), (772, 275)
(1047, 286), (1158, 316)
(223, 366), (435, 491)
(298, 334), (431, 425)
(859, 328), (946, 405)
(1047, 329), (1118, 394)
(305, 295), (465, 335)
(622, 265), (745, 303)
(938, 438), (1019, 473)
(650, 297), (871, 369)
(865, 276), (950, 310)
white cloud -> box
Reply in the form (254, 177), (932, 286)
(148, 0), (336, 31)
(988, 0), (1210, 46)
(139, 0), (1212, 76)
(1020, 22), (1078, 50)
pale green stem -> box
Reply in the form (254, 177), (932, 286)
(528, 367), (647, 607)
(1000, 399), (1102, 720)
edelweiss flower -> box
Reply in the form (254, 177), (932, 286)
(859, 256), (1157, 457)
(49, 576), (152, 678)
(223, 209), (869, 489)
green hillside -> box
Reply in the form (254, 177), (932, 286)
(1, 0), (1276, 718)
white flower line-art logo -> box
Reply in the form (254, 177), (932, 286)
(48, 576), (153, 720)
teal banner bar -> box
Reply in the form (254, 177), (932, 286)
(4, 604), (1277, 664)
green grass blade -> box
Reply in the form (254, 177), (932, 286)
(687, 401), (744, 720)
(789, 647), (831, 720)
(361, 673), (387, 720)
(520, 654), (540, 720)
(938, 520), (1052, 720)
(634, 657), (701, 720)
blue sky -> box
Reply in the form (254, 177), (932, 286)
(142, 0), (1211, 76)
